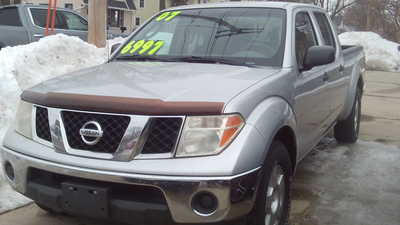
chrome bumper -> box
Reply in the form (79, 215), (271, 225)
(1, 146), (260, 223)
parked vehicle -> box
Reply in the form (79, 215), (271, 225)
(1, 2), (364, 225)
(0, 4), (125, 49)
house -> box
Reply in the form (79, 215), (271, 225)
(0, 0), (22, 5)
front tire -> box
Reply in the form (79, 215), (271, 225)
(247, 141), (292, 225)
(334, 87), (362, 143)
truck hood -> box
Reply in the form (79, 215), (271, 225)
(29, 61), (280, 102)
(25, 61), (280, 114)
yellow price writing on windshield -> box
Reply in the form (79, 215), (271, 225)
(120, 40), (165, 55)
(156, 11), (181, 22)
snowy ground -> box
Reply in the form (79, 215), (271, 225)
(339, 32), (400, 72)
(290, 139), (400, 225)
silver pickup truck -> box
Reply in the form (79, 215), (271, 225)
(0, 4), (126, 49)
(0, 4), (88, 48)
(1, 2), (364, 225)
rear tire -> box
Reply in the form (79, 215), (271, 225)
(334, 87), (362, 143)
(246, 141), (292, 225)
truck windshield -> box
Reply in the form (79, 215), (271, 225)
(114, 8), (286, 67)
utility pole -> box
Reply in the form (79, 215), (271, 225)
(88, 0), (107, 48)
(366, 0), (372, 30)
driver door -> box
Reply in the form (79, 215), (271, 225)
(293, 11), (331, 158)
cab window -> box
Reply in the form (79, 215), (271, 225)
(30, 8), (87, 31)
(295, 12), (317, 70)
(0, 7), (22, 26)
(314, 12), (336, 50)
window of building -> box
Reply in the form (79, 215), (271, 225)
(65, 3), (73, 9)
(295, 12), (318, 70)
(135, 17), (140, 26)
(0, 0), (11, 6)
(108, 9), (124, 27)
(0, 7), (22, 26)
(30, 8), (88, 31)
(139, 0), (144, 8)
(314, 12), (336, 50)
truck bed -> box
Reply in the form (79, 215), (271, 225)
(342, 45), (364, 68)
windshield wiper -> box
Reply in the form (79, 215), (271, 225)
(115, 55), (256, 67)
(169, 56), (256, 67)
(215, 28), (264, 38)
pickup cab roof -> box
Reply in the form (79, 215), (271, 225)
(168, 2), (323, 11)
(0, 4), (76, 12)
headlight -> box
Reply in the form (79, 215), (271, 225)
(15, 100), (33, 139)
(176, 114), (244, 157)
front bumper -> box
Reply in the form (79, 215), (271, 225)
(1, 146), (260, 223)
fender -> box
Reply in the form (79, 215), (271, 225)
(241, 96), (298, 169)
(339, 60), (364, 121)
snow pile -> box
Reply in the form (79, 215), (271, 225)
(339, 32), (400, 72)
(0, 34), (106, 135)
(0, 34), (107, 213)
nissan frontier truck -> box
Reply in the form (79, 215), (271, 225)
(1, 2), (364, 225)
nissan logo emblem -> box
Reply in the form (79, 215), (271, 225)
(79, 121), (103, 146)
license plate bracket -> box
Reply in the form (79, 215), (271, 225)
(61, 182), (109, 218)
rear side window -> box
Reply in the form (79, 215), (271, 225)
(58, 11), (88, 31)
(0, 7), (22, 26)
(30, 8), (87, 31)
(314, 12), (336, 49)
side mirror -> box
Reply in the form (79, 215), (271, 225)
(120, 26), (127, 33)
(397, 46), (400, 52)
(303, 46), (335, 71)
(111, 43), (121, 54)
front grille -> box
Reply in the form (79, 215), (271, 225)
(141, 118), (183, 154)
(61, 111), (130, 153)
(35, 106), (52, 142)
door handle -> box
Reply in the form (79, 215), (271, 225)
(33, 34), (44, 38)
(323, 73), (329, 82)
(339, 65), (345, 72)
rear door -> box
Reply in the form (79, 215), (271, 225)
(27, 7), (88, 42)
(0, 6), (30, 47)
(293, 10), (331, 157)
(312, 11), (347, 128)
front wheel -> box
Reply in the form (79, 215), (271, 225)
(247, 141), (292, 225)
(334, 87), (362, 143)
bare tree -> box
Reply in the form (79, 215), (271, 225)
(344, 0), (400, 42)
(307, 0), (361, 18)
(271, 0), (361, 19)
(386, 0), (400, 40)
